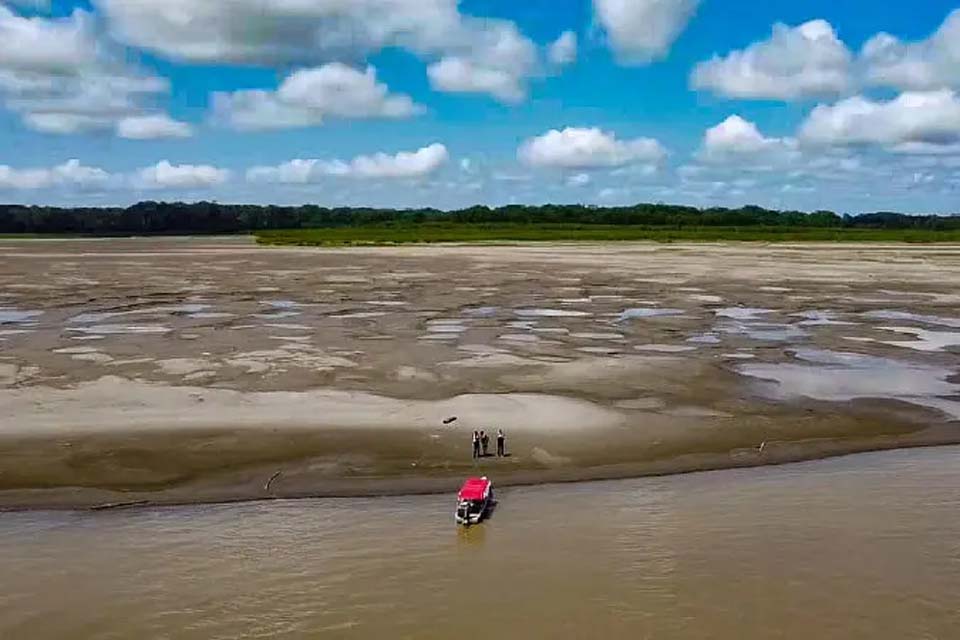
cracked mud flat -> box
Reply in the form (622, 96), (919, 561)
(0, 237), (958, 509)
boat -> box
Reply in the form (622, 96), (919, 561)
(455, 476), (493, 525)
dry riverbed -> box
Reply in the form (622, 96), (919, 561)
(0, 237), (958, 509)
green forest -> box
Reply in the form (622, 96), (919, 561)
(1, 201), (958, 236)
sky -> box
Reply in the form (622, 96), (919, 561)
(1, 0), (959, 213)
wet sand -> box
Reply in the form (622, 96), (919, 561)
(0, 237), (958, 508)
(2, 446), (959, 639)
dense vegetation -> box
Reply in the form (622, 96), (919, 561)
(257, 224), (960, 246)
(0, 201), (958, 239)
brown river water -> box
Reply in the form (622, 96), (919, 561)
(2, 446), (959, 639)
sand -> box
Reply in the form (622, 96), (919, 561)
(0, 237), (958, 509)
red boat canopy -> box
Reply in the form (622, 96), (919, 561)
(458, 477), (490, 501)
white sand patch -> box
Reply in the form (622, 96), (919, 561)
(441, 352), (538, 368)
(263, 323), (312, 331)
(0, 329), (33, 337)
(157, 358), (221, 376)
(0, 377), (625, 436)
(499, 334), (540, 343)
(365, 301), (408, 307)
(687, 334), (721, 345)
(67, 324), (171, 335)
(689, 294), (724, 303)
(0, 363), (39, 386)
(225, 343), (357, 374)
(72, 352), (115, 364)
(53, 347), (100, 355)
(723, 352), (756, 360)
(634, 344), (697, 353)
(188, 312), (235, 319)
(570, 332), (625, 340)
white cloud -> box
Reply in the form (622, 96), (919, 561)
(566, 173), (591, 187)
(94, 0), (549, 103)
(426, 22), (539, 103)
(700, 115), (798, 160)
(116, 114), (192, 139)
(593, 0), (700, 64)
(427, 57), (527, 104)
(862, 10), (960, 91)
(213, 64), (422, 131)
(0, 159), (111, 190)
(0, 5), (174, 135)
(799, 90), (960, 149)
(248, 143), (450, 183)
(136, 161), (230, 190)
(549, 31), (578, 67)
(691, 20), (853, 100)
(0, 6), (97, 74)
(518, 127), (667, 169)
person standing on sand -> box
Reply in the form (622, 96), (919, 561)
(472, 431), (480, 460)
(480, 430), (490, 457)
(497, 429), (505, 457)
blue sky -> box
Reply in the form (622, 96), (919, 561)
(1, 0), (959, 212)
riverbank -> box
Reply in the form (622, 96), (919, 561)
(0, 238), (957, 509)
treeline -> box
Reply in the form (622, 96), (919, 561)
(1, 201), (958, 235)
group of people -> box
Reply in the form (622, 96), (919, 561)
(471, 429), (505, 459)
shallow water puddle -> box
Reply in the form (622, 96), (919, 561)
(864, 310), (960, 329)
(738, 348), (960, 419)
(715, 307), (773, 320)
(878, 326), (960, 352)
(617, 308), (684, 321)
(516, 308), (591, 318)
(0, 308), (42, 324)
(719, 322), (808, 342)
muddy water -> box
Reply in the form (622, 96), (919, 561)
(2, 447), (959, 639)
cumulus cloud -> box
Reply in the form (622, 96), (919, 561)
(213, 64), (422, 131)
(862, 10), (960, 91)
(692, 20), (853, 100)
(518, 127), (667, 169)
(548, 31), (578, 67)
(94, 0), (551, 103)
(247, 143), (450, 183)
(593, 0), (700, 64)
(136, 161), (230, 190)
(116, 114), (192, 139)
(700, 115), (798, 161)
(426, 22), (539, 103)
(799, 90), (960, 150)
(0, 5), (175, 135)
(0, 159), (111, 190)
